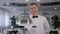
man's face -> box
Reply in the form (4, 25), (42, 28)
(30, 5), (38, 15)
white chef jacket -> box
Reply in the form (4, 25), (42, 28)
(29, 15), (50, 34)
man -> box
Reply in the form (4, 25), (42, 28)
(29, 2), (50, 34)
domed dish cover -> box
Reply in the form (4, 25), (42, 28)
(17, 10), (32, 24)
(16, 10), (33, 30)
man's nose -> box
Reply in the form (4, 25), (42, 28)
(32, 8), (35, 11)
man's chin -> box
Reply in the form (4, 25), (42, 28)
(32, 14), (37, 15)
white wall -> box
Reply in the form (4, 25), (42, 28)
(0, 9), (10, 27)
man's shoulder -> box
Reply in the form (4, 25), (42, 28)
(38, 15), (47, 20)
(38, 15), (45, 18)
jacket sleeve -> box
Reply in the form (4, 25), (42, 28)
(43, 17), (50, 34)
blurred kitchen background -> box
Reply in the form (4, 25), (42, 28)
(0, 0), (60, 34)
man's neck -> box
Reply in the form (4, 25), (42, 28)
(33, 14), (38, 16)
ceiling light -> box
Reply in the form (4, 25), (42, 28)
(13, 8), (16, 11)
(37, 0), (40, 2)
(55, 8), (57, 9)
(6, 3), (9, 5)
(26, 0), (29, 2)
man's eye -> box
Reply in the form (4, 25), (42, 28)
(31, 8), (33, 9)
(34, 7), (36, 9)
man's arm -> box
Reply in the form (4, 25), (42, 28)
(44, 17), (50, 34)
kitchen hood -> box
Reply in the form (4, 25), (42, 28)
(3, 2), (28, 7)
(40, 1), (60, 6)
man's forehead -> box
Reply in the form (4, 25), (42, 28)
(30, 5), (37, 7)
